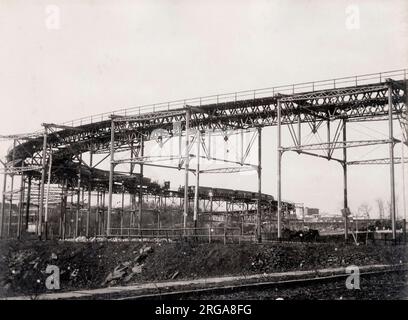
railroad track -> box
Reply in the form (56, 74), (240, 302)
(5, 264), (406, 300)
(114, 267), (408, 300)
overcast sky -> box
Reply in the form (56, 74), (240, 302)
(0, 0), (407, 217)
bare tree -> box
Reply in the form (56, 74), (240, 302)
(358, 203), (372, 219)
(376, 198), (384, 219)
(386, 195), (399, 220)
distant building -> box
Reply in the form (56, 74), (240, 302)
(305, 207), (319, 216)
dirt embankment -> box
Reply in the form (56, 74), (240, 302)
(0, 239), (406, 298)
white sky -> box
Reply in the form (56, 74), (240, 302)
(0, 0), (407, 218)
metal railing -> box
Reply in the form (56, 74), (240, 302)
(60, 68), (407, 128)
(105, 227), (247, 244)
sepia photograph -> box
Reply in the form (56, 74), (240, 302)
(0, 0), (407, 313)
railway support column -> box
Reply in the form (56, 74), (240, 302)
(96, 190), (100, 236)
(61, 179), (67, 239)
(121, 184), (125, 237)
(193, 130), (200, 232)
(45, 151), (53, 240)
(277, 100), (282, 240)
(224, 201), (228, 245)
(129, 141), (135, 233)
(387, 81), (397, 241)
(402, 131), (406, 230)
(87, 149), (93, 238)
(139, 135), (144, 233)
(25, 175), (31, 232)
(257, 127), (262, 243)
(183, 107), (191, 235)
(0, 165), (7, 239)
(403, 79), (408, 230)
(59, 180), (64, 239)
(75, 154), (82, 238)
(107, 117), (115, 236)
(342, 119), (349, 241)
(36, 181), (41, 235)
(38, 129), (48, 239)
(102, 190), (106, 235)
(17, 163), (25, 238)
(209, 191), (213, 241)
(8, 140), (16, 238)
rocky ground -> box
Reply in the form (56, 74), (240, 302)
(0, 238), (407, 298)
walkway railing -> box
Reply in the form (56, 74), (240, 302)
(103, 227), (249, 244)
(61, 68), (407, 128)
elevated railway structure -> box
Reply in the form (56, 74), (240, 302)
(0, 68), (407, 242)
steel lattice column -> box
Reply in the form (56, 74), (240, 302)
(87, 149), (93, 238)
(183, 107), (191, 234)
(139, 135), (144, 232)
(342, 119), (349, 241)
(193, 130), (200, 231)
(277, 100), (282, 239)
(0, 166), (7, 239)
(387, 81), (397, 240)
(38, 130), (47, 239)
(257, 127), (262, 243)
(107, 118), (115, 236)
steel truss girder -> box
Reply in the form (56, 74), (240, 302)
(281, 139), (396, 152)
(286, 150), (344, 163)
(0, 132), (42, 142)
(0, 165), (42, 174)
(347, 157), (408, 165)
(114, 155), (184, 165)
(3, 78), (406, 200)
(8, 80), (406, 164)
(199, 167), (256, 174)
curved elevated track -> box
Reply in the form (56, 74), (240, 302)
(0, 68), (407, 240)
